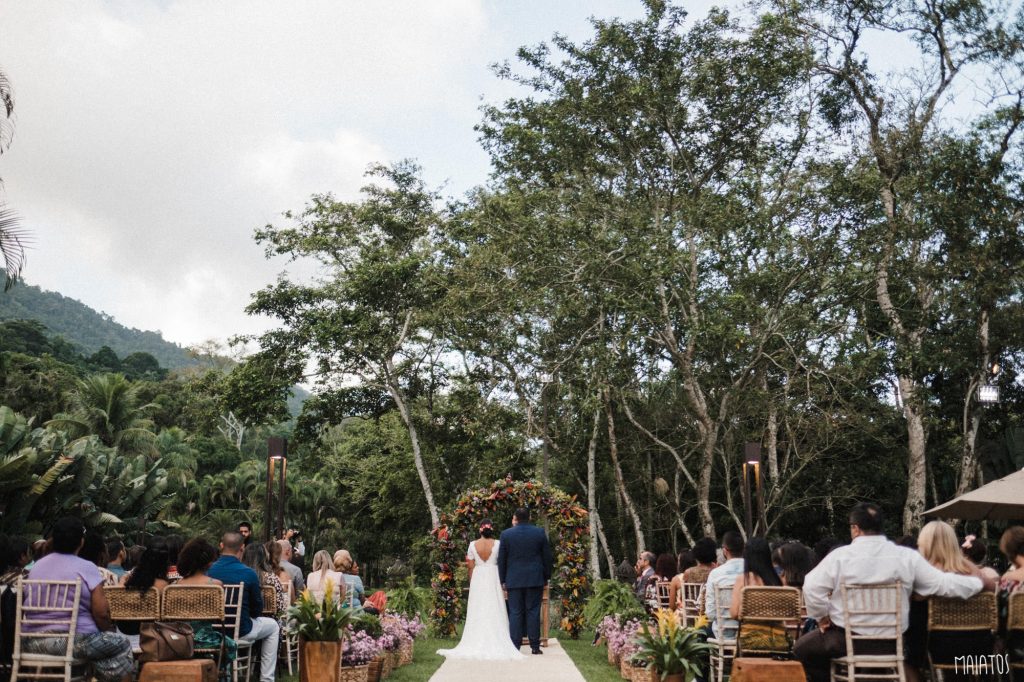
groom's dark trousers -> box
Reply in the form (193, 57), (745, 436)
(507, 585), (544, 650)
(497, 521), (553, 651)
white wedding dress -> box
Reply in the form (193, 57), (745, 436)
(436, 540), (526, 661)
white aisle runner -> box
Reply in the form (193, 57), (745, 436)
(428, 639), (587, 682)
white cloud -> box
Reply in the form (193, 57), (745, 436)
(0, 0), (649, 349)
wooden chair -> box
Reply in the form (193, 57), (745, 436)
(735, 586), (801, 658)
(1005, 592), (1024, 676)
(707, 583), (737, 682)
(280, 582), (298, 675)
(926, 591), (996, 681)
(162, 584), (227, 671)
(10, 578), (90, 682)
(211, 585), (252, 682)
(260, 586), (276, 617)
(655, 580), (672, 610)
(681, 581), (704, 628)
(830, 582), (905, 682)
(105, 586), (160, 658)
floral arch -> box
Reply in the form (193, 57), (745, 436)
(429, 476), (591, 638)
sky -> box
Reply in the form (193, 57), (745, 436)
(0, 0), (681, 349)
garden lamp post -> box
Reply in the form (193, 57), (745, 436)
(265, 437), (288, 542)
(540, 372), (553, 486)
(742, 443), (763, 537)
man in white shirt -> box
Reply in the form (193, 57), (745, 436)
(795, 502), (993, 682)
(703, 531), (745, 639)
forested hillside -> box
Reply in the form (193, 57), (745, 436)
(0, 270), (193, 367)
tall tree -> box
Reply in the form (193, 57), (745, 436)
(246, 162), (448, 527)
(0, 66), (25, 289)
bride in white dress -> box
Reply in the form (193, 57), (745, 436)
(437, 520), (525, 661)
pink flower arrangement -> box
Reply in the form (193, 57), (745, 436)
(342, 628), (381, 667)
(378, 619), (405, 652)
(607, 617), (644, 658)
(388, 614), (426, 640)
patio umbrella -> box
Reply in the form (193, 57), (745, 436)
(923, 468), (1024, 520)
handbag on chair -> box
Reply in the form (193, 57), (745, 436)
(139, 621), (195, 662)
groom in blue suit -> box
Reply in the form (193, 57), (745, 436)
(497, 507), (553, 654)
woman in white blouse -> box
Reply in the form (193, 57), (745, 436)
(305, 550), (346, 605)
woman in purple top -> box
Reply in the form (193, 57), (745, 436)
(23, 517), (133, 682)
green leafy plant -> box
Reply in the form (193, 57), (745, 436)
(386, 576), (431, 618)
(584, 579), (646, 628)
(288, 578), (354, 641)
(351, 611), (383, 638)
(633, 610), (713, 681)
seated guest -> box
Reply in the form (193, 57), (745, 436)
(333, 550), (364, 608)
(80, 530), (118, 587)
(125, 544), (145, 573)
(246, 544), (288, 626)
(999, 526), (1024, 592)
(645, 553), (677, 610)
(105, 539), (127, 579)
(704, 531), (745, 639)
(903, 521), (994, 682)
(238, 522), (254, 547)
(668, 549), (696, 611)
(176, 538), (237, 667)
(670, 538), (718, 612)
(165, 534), (185, 582)
(209, 531), (279, 682)
(275, 539), (305, 596)
(730, 537), (789, 654)
(811, 537), (842, 567)
(795, 503), (991, 682)
(772, 542), (813, 589)
(118, 536), (171, 645)
(633, 551), (657, 604)
(305, 550), (345, 605)
(1, 537), (31, 586)
(23, 517), (133, 682)
(960, 534), (1000, 584)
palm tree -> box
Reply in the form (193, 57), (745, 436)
(0, 65), (26, 290)
(47, 373), (158, 453)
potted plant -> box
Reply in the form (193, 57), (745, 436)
(610, 618), (643, 679)
(341, 629), (381, 682)
(352, 613), (384, 682)
(289, 579), (354, 682)
(633, 610), (713, 682)
(585, 580), (648, 629)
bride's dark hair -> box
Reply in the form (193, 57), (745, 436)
(479, 518), (494, 539)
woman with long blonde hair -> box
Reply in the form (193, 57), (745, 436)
(306, 550), (345, 605)
(918, 521), (982, 577)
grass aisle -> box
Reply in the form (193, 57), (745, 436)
(557, 632), (622, 682)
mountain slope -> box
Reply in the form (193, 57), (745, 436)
(0, 273), (193, 368)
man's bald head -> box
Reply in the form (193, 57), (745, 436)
(276, 539), (292, 560)
(221, 531), (244, 554)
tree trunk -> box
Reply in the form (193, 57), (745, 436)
(586, 407), (602, 582)
(384, 362), (440, 528)
(604, 387), (646, 554)
(595, 509), (616, 577)
(957, 309), (990, 498)
(901, 378), (928, 534)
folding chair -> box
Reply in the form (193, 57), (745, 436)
(707, 583), (737, 682)
(681, 581), (704, 628)
(927, 591), (996, 682)
(1006, 591), (1024, 678)
(211, 585), (252, 682)
(10, 578), (90, 682)
(260, 586), (276, 617)
(280, 582), (298, 675)
(830, 582), (905, 682)
(735, 586), (801, 658)
(655, 580), (672, 610)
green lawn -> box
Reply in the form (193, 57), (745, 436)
(557, 631), (622, 682)
(279, 633), (450, 682)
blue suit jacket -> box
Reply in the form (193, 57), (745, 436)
(497, 523), (553, 589)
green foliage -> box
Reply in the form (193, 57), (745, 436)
(351, 611), (383, 639)
(584, 580), (646, 628)
(385, 577), (431, 619)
